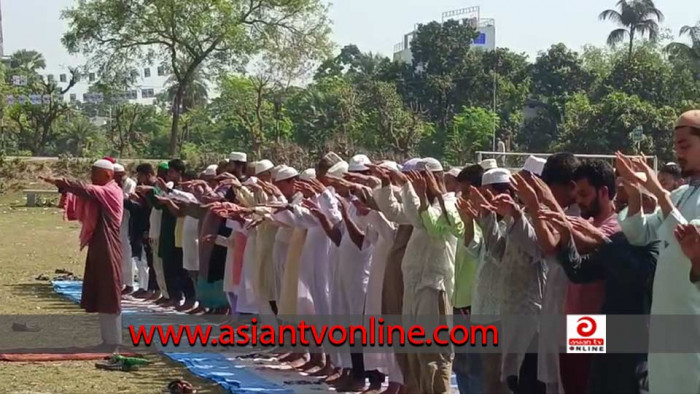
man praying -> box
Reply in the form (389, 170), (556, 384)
(42, 159), (124, 350)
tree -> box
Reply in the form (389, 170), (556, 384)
(287, 76), (362, 156)
(445, 107), (499, 165)
(599, 0), (664, 59)
(358, 81), (432, 158)
(408, 20), (479, 130)
(315, 45), (391, 84)
(7, 69), (79, 155)
(532, 44), (592, 99)
(665, 21), (700, 74)
(164, 64), (209, 114)
(62, 0), (331, 157)
(9, 50), (47, 73)
(56, 114), (101, 157)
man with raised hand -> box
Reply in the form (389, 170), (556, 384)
(616, 110), (700, 394)
(42, 159), (125, 350)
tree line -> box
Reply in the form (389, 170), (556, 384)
(0, 0), (698, 169)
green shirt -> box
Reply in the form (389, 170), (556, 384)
(421, 205), (481, 308)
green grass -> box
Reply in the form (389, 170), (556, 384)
(0, 192), (226, 394)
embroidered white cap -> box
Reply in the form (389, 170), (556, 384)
(479, 159), (498, 170)
(255, 159), (274, 175)
(113, 163), (125, 173)
(418, 157), (443, 172)
(327, 161), (349, 177)
(348, 154), (371, 172)
(243, 176), (258, 186)
(274, 166), (299, 182)
(92, 159), (114, 171)
(482, 168), (512, 185)
(229, 152), (247, 162)
(300, 168), (316, 181)
(446, 167), (462, 178)
(522, 155), (547, 176)
(204, 164), (218, 176)
(402, 158), (421, 172)
(379, 160), (400, 172)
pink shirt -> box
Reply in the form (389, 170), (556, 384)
(564, 212), (620, 315)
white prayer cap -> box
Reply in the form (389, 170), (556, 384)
(665, 162), (678, 167)
(92, 159), (114, 171)
(255, 159), (274, 175)
(204, 164), (218, 176)
(482, 168), (512, 186)
(229, 152), (247, 162)
(327, 161), (349, 177)
(379, 160), (400, 172)
(446, 167), (462, 178)
(479, 159), (498, 170)
(300, 168), (316, 181)
(243, 176), (258, 186)
(274, 166), (299, 182)
(418, 157), (443, 172)
(113, 163), (125, 173)
(348, 154), (371, 172)
(402, 158), (421, 172)
(522, 155), (546, 176)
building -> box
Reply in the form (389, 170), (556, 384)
(393, 6), (495, 63)
(37, 65), (169, 105)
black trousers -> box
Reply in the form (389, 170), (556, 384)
(144, 242), (159, 291)
(163, 247), (195, 301)
(350, 353), (385, 385)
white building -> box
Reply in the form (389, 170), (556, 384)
(38, 65), (169, 105)
(393, 6), (496, 63)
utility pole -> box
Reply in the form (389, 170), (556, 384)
(0, 0), (5, 58)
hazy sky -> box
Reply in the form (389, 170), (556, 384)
(3, 0), (697, 75)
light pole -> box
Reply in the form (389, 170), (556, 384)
(492, 71), (497, 151)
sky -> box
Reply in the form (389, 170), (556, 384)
(2, 0), (697, 76)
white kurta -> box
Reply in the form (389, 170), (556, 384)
(620, 183), (700, 394)
(289, 189), (342, 316)
(182, 216), (200, 271)
(335, 204), (375, 316)
(120, 177), (136, 288)
(363, 209), (400, 378)
(223, 220), (243, 293)
(399, 183), (457, 315)
(538, 204), (580, 394)
(237, 227), (259, 314)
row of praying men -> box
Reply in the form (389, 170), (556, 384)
(43, 109), (700, 394)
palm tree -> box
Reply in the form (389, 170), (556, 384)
(164, 66), (208, 113)
(665, 22), (700, 71)
(59, 115), (100, 156)
(9, 50), (47, 73)
(599, 0), (664, 59)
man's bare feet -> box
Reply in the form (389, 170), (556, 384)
(131, 289), (149, 298)
(176, 299), (197, 312)
(335, 376), (366, 393)
(159, 299), (178, 308)
(120, 286), (134, 295)
(325, 368), (350, 385)
(379, 382), (403, 394)
(187, 305), (208, 315)
(297, 353), (323, 371)
(145, 291), (162, 302)
(309, 361), (336, 377)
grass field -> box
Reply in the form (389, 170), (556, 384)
(0, 192), (225, 394)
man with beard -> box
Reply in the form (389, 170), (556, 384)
(559, 159), (620, 394)
(658, 162), (685, 192)
(617, 110), (700, 394)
